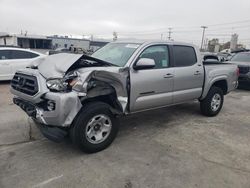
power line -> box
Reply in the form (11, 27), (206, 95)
(118, 19), (250, 35)
(206, 34), (231, 36)
(206, 19), (250, 27)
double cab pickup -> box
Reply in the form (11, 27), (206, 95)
(10, 41), (239, 153)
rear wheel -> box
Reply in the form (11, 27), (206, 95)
(200, 86), (224, 117)
(70, 102), (119, 153)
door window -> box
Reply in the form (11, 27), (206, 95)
(173, 45), (197, 67)
(139, 45), (169, 69)
(10, 50), (39, 59)
(0, 50), (11, 60)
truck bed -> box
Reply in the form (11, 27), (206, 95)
(201, 63), (238, 100)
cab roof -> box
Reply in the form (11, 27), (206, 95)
(113, 39), (197, 48)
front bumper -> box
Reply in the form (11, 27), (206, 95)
(13, 91), (82, 127)
(11, 70), (82, 127)
(13, 98), (70, 142)
(35, 121), (68, 143)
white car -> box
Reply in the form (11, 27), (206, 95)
(0, 47), (45, 81)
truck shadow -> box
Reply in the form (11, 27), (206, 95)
(57, 102), (202, 155)
(0, 81), (11, 85)
(119, 102), (202, 134)
(237, 83), (250, 91)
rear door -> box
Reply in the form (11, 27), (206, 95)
(172, 45), (204, 103)
(0, 50), (12, 80)
(129, 44), (174, 112)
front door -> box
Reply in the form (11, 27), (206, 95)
(129, 45), (174, 112)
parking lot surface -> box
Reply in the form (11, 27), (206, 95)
(0, 82), (250, 188)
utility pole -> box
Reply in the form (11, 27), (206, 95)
(168, 28), (172, 40)
(113, 31), (118, 41)
(200, 26), (207, 50)
(204, 38), (208, 51)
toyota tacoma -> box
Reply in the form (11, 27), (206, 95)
(10, 41), (239, 153)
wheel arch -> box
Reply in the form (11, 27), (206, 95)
(201, 77), (228, 100)
(80, 80), (125, 115)
(212, 80), (228, 95)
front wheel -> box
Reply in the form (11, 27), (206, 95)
(200, 86), (224, 117)
(70, 102), (119, 153)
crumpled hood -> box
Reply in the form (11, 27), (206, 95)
(35, 53), (115, 78)
(34, 53), (83, 78)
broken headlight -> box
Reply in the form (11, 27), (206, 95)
(46, 78), (69, 91)
(46, 72), (78, 92)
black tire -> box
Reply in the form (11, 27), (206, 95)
(200, 86), (224, 117)
(70, 102), (119, 153)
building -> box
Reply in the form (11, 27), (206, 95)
(207, 38), (220, 52)
(230, 33), (238, 50)
(0, 34), (52, 49)
(48, 35), (90, 50)
(0, 32), (11, 45)
(0, 32), (110, 53)
(89, 40), (109, 52)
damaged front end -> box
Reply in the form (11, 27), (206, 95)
(11, 53), (129, 129)
(71, 68), (129, 113)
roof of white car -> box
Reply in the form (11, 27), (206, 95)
(0, 47), (44, 55)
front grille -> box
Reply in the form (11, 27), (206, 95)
(11, 73), (38, 96)
(239, 66), (250, 74)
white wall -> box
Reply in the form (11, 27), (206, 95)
(51, 38), (90, 50)
(0, 36), (17, 46)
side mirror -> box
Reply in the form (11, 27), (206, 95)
(134, 58), (155, 70)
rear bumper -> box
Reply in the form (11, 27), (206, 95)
(239, 73), (250, 83)
(234, 81), (239, 89)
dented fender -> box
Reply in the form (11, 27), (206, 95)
(72, 67), (129, 113)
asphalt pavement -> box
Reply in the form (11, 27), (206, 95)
(0, 82), (250, 188)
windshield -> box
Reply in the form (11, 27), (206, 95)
(91, 43), (140, 67)
(230, 53), (250, 62)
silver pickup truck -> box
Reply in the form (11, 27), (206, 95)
(10, 41), (239, 153)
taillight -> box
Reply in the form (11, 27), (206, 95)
(236, 67), (240, 77)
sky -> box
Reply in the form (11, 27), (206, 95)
(0, 0), (250, 47)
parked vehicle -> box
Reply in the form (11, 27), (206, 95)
(48, 47), (88, 55)
(202, 53), (228, 63)
(203, 54), (221, 63)
(217, 52), (232, 61)
(0, 47), (45, 81)
(229, 52), (250, 85)
(10, 41), (239, 153)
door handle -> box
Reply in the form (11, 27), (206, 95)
(164, 73), (174, 78)
(194, 71), (201, 75)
